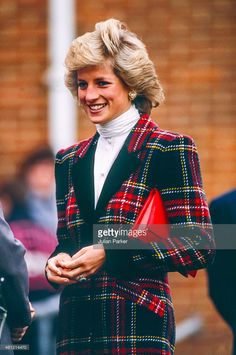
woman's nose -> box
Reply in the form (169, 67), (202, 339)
(84, 86), (99, 101)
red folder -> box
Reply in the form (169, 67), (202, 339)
(132, 188), (197, 278)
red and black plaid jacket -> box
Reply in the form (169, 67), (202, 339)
(51, 115), (215, 355)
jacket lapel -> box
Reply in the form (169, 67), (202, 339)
(94, 141), (139, 220)
(72, 115), (156, 223)
(72, 133), (98, 223)
(94, 115), (155, 220)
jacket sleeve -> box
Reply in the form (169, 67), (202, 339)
(105, 135), (215, 277)
(0, 207), (31, 327)
(45, 151), (77, 288)
(49, 151), (77, 258)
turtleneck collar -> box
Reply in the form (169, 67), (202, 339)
(95, 105), (140, 139)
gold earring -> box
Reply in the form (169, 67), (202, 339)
(128, 90), (137, 101)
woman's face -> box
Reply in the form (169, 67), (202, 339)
(77, 61), (131, 125)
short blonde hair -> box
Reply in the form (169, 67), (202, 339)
(65, 18), (164, 114)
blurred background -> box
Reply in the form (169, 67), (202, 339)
(0, 0), (235, 354)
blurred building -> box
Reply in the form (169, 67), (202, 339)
(0, 1), (235, 354)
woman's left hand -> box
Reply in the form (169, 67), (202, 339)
(60, 245), (106, 281)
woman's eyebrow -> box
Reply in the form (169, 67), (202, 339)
(94, 77), (112, 81)
(77, 77), (111, 81)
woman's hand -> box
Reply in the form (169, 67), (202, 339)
(60, 245), (106, 281)
(11, 302), (35, 343)
(46, 252), (75, 285)
(11, 326), (29, 343)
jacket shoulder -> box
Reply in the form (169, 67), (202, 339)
(55, 136), (94, 164)
(147, 120), (196, 152)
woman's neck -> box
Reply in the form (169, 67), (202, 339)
(95, 105), (140, 138)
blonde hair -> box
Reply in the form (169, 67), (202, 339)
(65, 18), (164, 114)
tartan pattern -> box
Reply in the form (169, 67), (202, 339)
(52, 115), (214, 354)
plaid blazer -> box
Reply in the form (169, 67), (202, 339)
(52, 115), (214, 355)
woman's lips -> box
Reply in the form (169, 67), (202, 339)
(87, 103), (107, 112)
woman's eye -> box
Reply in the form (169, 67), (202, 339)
(98, 81), (109, 87)
(78, 82), (87, 90)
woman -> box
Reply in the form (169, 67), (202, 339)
(46, 18), (215, 354)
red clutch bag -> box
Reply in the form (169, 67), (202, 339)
(132, 188), (197, 278)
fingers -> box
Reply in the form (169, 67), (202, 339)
(60, 258), (81, 270)
(56, 252), (73, 266)
(59, 258), (88, 281)
(72, 247), (88, 259)
(61, 246), (93, 269)
(46, 255), (79, 284)
(46, 253), (72, 280)
(61, 247), (88, 269)
(11, 327), (28, 343)
(60, 269), (88, 281)
(46, 267), (75, 284)
(60, 245), (106, 279)
(47, 258), (62, 276)
(46, 247), (105, 283)
(64, 273), (88, 282)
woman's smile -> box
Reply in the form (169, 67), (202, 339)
(87, 103), (107, 114)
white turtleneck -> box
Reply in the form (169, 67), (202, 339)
(94, 105), (140, 208)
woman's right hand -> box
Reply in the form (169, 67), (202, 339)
(46, 253), (76, 285)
